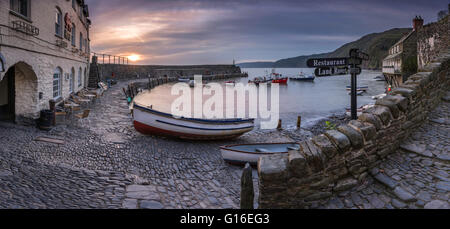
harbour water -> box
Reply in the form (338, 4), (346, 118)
(134, 68), (387, 129)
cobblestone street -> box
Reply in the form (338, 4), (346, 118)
(0, 80), (267, 209)
(318, 95), (450, 209)
(0, 79), (448, 209)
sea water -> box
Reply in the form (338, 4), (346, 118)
(134, 68), (386, 129)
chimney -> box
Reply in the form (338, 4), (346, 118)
(413, 15), (424, 31)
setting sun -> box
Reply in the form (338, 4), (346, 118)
(128, 54), (141, 62)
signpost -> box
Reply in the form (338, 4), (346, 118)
(307, 49), (369, 120)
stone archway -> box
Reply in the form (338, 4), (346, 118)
(5, 62), (38, 124)
(0, 66), (15, 121)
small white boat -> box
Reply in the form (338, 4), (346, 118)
(345, 104), (374, 117)
(346, 86), (368, 91)
(133, 103), (254, 140)
(348, 90), (365, 96)
(220, 143), (300, 165)
(372, 93), (387, 100)
(225, 81), (236, 86)
(290, 72), (315, 81)
(189, 80), (195, 88)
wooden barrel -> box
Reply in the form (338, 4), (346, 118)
(39, 110), (54, 131)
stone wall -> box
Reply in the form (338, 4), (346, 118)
(417, 15), (450, 71)
(257, 58), (450, 209)
(97, 64), (242, 81)
(0, 0), (91, 123)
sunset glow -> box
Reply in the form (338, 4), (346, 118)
(128, 55), (141, 62)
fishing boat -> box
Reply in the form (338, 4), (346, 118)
(220, 143), (300, 165)
(374, 75), (386, 81)
(290, 72), (315, 81)
(372, 93), (387, 100)
(272, 77), (288, 84)
(225, 81), (236, 86)
(178, 78), (190, 83)
(133, 103), (255, 140)
(348, 90), (365, 96)
(345, 104), (374, 117)
(346, 86), (368, 91)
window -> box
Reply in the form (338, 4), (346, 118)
(79, 33), (83, 50)
(69, 68), (75, 93)
(55, 8), (62, 36)
(78, 68), (82, 87)
(71, 24), (76, 46)
(10, 0), (30, 18)
(53, 68), (62, 98)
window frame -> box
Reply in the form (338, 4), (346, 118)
(71, 23), (76, 46)
(53, 68), (62, 99)
(10, 0), (31, 19)
(69, 68), (75, 94)
(78, 67), (82, 87)
(55, 7), (63, 37)
(79, 32), (83, 51)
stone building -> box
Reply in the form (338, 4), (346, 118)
(382, 16), (422, 88)
(0, 0), (91, 124)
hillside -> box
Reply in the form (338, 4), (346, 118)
(238, 28), (412, 69)
(237, 61), (275, 68)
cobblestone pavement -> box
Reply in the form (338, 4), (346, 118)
(0, 79), (448, 209)
(0, 80), (278, 209)
(318, 96), (450, 209)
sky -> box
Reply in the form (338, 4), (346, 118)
(85, 0), (449, 65)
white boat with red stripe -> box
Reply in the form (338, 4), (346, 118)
(132, 103), (255, 140)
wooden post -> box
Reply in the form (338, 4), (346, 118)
(297, 116), (302, 129)
(240, 163), (254, 209)
(277, 119), (282, 130)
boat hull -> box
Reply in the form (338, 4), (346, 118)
(220, 143), (299, 165)
(290, 77), (315, 81)
(133, 104), (254, 140)
(272, 78), (288, 84)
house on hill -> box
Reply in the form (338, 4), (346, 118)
(382, 16), (422, 88)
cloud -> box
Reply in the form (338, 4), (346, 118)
(85, 0), (448, 64)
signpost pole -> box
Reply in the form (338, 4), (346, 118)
(351, 70), (358, 120)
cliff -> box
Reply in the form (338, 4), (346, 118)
(238, 28), (412, 69)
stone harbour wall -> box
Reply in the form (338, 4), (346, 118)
(417, 15), (449, 71)
(97, 64), (243, 81)
(257, 58), (450, 209)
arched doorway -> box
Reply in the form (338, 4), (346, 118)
(0, 62), (38, 123)
(0, 66), (15, 121)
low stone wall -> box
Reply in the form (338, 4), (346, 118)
(257, 58), (450, 209)
(417, 15), (449, 71)
(97, 64), (242, 81)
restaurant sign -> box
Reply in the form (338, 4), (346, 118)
(307, 58), (348, 68)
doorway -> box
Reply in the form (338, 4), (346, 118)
(0, 66), (15, 122)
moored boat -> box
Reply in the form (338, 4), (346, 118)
(346, 86), (369, 91)
(225, 81), (236, 86)
(133, 103), (255, 140)
(220, 143), (300, 165)
(290, 73), (315, 81)
(178, 78), (190, 83)
(272, 77), (288, 84)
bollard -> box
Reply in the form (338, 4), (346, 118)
(297, 116), (302, 129)
(240, 163), (254, 209)
(277, 119), (283, 130)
